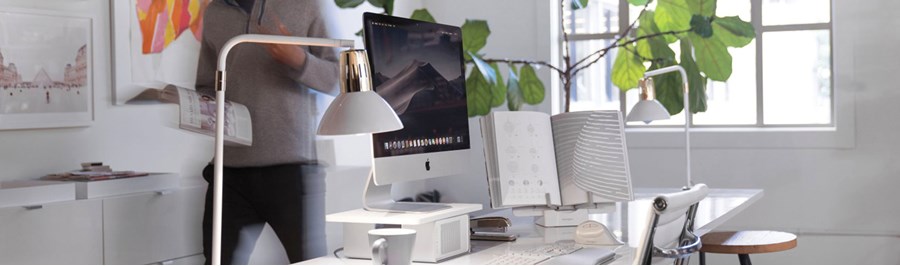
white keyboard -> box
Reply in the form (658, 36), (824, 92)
(485, 253), (552, 265)
(486, 242), (583, 265)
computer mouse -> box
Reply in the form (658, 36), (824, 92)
(575, 220), (624, 245)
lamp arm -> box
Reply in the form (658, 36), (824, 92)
(211, 34), (353, 265)
(643, 65), (692, 187)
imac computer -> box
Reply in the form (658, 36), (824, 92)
(362, 13), (470, 212)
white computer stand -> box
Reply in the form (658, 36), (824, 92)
(327, 204), (481, 263)
(327, 171), (482, 263)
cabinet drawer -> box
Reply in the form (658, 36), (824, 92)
(102, 186), (205, 265)
(0, 200), (103, 264)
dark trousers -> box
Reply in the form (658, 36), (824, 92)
(202, 163), (326, 264)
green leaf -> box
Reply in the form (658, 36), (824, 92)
(367, 0), (384, 7)
(506, 67), (524, 111)
(468, 52), (497, 84)
(611, 45), (647, 91)
(712, 16), (755, 47)
(462, 20), (491, 61)
(366, 0), (394, 14)
(518, 65), (545, 105)
(354, 29), (363, 37)
(384, 0), (394, 15)
(650, 60), (685, 115)
(690, 15), (713, 38)
(689, 33), (732, 81)
(680, 40), (708, 113)
(571, 0), (589, 10)
(637, 13), (676, 60)
(686, 0), (716, 17)
(629, 0), (650, 5)
(655, 0), (692, 33)
(639, 11), (677, 43)
(489, 63), (507, 107)
(466, 65), (493, 117)
(410, 9), (436, 23)
(335, 0), (364, 8)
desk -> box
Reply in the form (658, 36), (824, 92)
(300, 188), (763, 265)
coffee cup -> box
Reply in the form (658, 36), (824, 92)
(368, 228), (416, 265)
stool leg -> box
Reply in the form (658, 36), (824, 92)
(699, 252), (706, 265)
(738, 254), (752, 265)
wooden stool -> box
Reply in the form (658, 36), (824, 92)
(699, 231), (797, 265)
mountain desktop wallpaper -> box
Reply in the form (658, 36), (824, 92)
(367, 22), (470, 158)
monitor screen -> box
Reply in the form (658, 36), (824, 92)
(363, 13), (470, 159)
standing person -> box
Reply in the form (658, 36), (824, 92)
(194, 0), (338, 264)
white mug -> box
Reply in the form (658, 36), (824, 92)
(368, 228), (416, 265)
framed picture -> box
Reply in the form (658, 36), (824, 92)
(111, 0), (210, 105)
(0, 9), (93, 130)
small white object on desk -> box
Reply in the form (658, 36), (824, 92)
(575, 220), (624, 245)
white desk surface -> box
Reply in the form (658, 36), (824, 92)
(300, 188), (763, 265)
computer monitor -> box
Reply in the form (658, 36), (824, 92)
(362, 13), (470, 212)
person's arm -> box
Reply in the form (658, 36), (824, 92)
(293, 15), (339, 96)
(260, 15), (340, 96)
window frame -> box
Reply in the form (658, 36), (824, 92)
(550, 0), (853, 149)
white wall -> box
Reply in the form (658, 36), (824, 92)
(0, 1), (211, 183)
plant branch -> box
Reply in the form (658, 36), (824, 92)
(571, 1), (651, 69)
(560, 0), (572, 76)
(571, 29), (691, 77)
(471, 58), (566, 77)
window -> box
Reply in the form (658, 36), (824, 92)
(563, 0), (833, 128)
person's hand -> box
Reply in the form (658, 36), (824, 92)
(257, 19), (307, 70)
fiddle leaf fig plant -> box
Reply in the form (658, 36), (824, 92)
(333, 0), (754, 116)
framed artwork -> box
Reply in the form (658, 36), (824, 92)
(112, 0), (210, 105)
(0, 9), (94, 130)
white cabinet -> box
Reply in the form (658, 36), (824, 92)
(0, 199), (103, 264)
(102, 186), (205, 264)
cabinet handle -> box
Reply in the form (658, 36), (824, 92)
(156, 190), (174, 196)
(22, 205), (43, 210)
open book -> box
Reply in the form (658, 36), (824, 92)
(127, 85), (252, 146)
(481, 110), (633, 209)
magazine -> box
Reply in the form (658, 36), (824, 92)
(127, 85), (252, 146)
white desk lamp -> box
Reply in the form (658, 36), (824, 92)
(212, 34), (401, 265)
(625, 65), (693, 187)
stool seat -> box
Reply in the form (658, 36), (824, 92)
(700, 231), (797, 254)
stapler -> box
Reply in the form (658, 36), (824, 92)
(469, 217), (517, 241)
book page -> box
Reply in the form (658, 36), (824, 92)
(482, 111), (561, 207)
(175, 86), (252, 146)
(551, 111), (633, 205)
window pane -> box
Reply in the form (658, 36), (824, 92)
(693, 41), (757, 125)
(563, 0), (620, 35)
(762, 0), (830, 26)
(716, 0), (751, 22)
(763, 30), (831, 125)
(568, 40), (622, 112)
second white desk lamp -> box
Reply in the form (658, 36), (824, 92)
(625, 65), (694, 188)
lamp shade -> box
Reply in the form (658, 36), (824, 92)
(317, 49), (402, 135)
(318, 90), (402, 135)
(626, 99), (671, 124)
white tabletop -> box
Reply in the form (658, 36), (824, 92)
(300, 188), (763, 265)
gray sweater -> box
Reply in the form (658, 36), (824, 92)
(196, 0), (339, 167)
